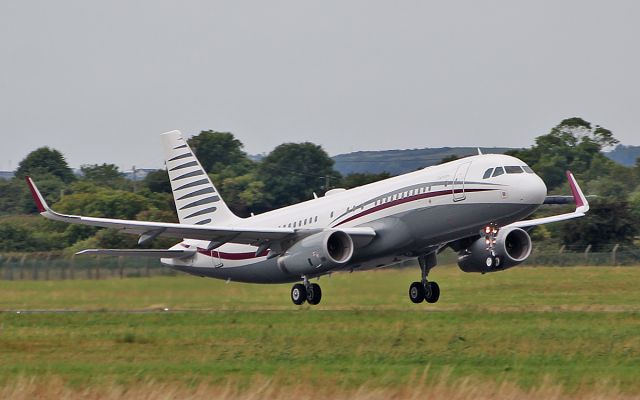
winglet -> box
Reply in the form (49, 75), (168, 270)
(505, 171), (589, 229)
(566, 171), (589, 213)
(25, 176), (50, 213)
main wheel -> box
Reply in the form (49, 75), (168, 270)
(425, 281), (440, 303)
(291, 283), (307, 305)
(409, 282), (425, 303)
(307, 283), (322, 305)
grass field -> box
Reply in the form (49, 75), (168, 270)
(0, 265), (639, 399)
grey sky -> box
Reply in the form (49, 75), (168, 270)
(1, 1), (638, 171)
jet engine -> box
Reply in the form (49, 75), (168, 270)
(277, 230), (354, 276)
(457, 227), (532, 273)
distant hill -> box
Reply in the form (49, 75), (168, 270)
(604, 145), (640, 166)
(332, 147), (514, 175)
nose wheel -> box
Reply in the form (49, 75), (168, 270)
(290, 276), (322, 305)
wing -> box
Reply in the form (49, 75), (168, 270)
(26, 177), (375, 247)
(506, 171), (589, 229)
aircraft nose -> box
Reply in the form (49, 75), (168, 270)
(526, 174), (547, 204)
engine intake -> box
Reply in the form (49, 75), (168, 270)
(458, 227), (532, 273)
(277, 230), (354, 276)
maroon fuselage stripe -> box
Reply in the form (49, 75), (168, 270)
(332, 188), (496, 227)
(185, 187), (497, 260)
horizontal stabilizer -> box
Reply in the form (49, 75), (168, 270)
(76, 249), (196, 259)
(543, 195), (575, 205)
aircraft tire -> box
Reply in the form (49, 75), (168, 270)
(291, 284), (307, 305)
(409, 282), (425, 303)
(425, 281), (440, 303)
(307, 283), (322, 305)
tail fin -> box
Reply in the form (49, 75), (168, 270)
(161, 130), (241, 225)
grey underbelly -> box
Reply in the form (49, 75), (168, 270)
(168, 202), (539, 284)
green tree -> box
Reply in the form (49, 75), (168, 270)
(507, 118), (618, 189)
(188, 131), (254, 176)
(217, 172), (266, 216)
(0, 179), (23, 215)
(186, 130), (262, 215)
(629, 188), (640, 223)
(15, 147), (75, 183)
(557, 198), (637, 251)
(258, 142), (340, 209)
(80, 164), (126, 188)
(143, 169), (172, 193)
(0, 223), (38, 251)
(340, 172), (392, 189)
(54, 190), (152, 220)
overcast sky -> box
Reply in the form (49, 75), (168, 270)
(1, 1), (638, 171)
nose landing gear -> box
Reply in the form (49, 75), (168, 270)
(290, 276), (322, 305)
(409, 253), (440, 304)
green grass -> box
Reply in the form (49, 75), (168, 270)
(0, 266), (639, 394)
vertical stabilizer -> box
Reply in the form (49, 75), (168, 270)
(161, 130), (241, 225)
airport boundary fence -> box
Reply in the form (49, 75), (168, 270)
(0, 244), (639, 280)
(0, 252), (176, 281)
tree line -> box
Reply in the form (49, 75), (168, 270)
(0, 117), (638, 253)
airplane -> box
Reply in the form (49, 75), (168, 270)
(26, 130), (589, 305)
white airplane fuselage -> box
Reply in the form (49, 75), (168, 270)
(164, 153), (547, 283)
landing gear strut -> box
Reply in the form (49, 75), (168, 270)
(483, 224), (501, 270)
(290, 276), (322, 305)
(409, 253), (440, 304)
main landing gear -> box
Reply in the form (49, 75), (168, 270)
(409, 253), (440, 304)
(291, 276), (322, 305)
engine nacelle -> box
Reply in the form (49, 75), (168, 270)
(277, 230), (354, 276)
(457, 227), (532, 273)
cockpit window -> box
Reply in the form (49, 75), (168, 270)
(505, 166), (524, 174)
(483, 168), (494, 179)
(522, 166), (534, 173)
(492, 167), (504, 177)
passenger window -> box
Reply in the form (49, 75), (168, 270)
(492, 167), (505, 177)
(505, 166), (524, 174)
(523, 166), (534, 173)
(315, 216), (318, 222)
(304, 218), (307, 225)
(483, 168), (494, 179)
(293, 222), (297, 227)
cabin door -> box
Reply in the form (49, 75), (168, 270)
(452, 162), (471, 202)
